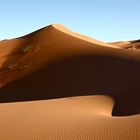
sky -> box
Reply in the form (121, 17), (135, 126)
(0, 0), (140, 42)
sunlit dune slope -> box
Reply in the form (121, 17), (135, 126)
(0, 95), (139, 140)
(108, 41), (131, 48)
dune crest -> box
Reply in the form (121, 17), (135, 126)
(51, 24), (119, 48)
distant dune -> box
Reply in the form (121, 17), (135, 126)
(0, 24), (139, 139)
(109, 39), (140, 50)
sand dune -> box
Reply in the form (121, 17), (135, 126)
(0, 24), (117, 87)
(0, 24), (140, 139)
(0, 95), (139, 140)
(108, 41), (131, 48)
(109, 39), (140, 50)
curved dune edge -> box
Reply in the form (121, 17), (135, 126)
(0, 95), (139, 140)
(0, 95), (140, 140)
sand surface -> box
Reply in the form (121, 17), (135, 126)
(0, 24), (140, 139)
(0, 95), (139, 140)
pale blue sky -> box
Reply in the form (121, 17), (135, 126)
(0, 0), (140, 42)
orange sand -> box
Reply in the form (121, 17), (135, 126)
(0, 24), (140, 139)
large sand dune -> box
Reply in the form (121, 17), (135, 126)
(0, 24), (140, 139)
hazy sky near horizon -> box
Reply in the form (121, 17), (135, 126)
(0, 0), (140, 42)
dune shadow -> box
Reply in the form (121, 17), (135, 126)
(0, 54), (140, 116)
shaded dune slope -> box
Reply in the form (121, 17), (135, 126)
(0, 24), (140, 116)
